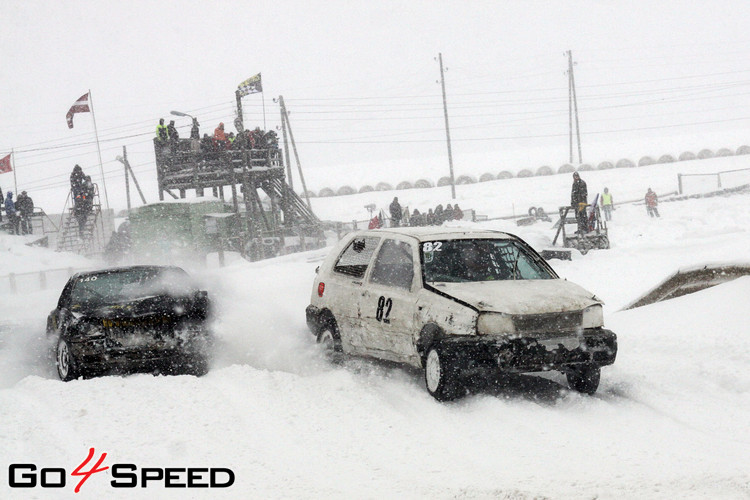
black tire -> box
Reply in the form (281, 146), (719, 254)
(56, 338), (80, 382)
(566, 365), (601, 394)
(176, 353), (210, 376)
(317, 317), (343, 361)
(424, 345), (463, 401)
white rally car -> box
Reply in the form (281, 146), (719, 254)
(306, 228), (617, 401)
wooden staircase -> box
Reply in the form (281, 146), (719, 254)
(56, 185), (105, 255)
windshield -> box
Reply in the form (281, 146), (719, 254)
(422, 239), (554, 283)
(70, 267), (195, 308)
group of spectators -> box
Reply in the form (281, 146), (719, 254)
(70, 164), (96, 237)
(377, 197), (464, 229)
(408, 203), (464, 227)
(571, 173), (660, 233)
(1, 188), (34, 235)
(156, 117), (278, 155)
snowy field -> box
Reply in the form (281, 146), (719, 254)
(1, 156), (750, 499)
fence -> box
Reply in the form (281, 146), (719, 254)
(678, 167), (750, 195)
(0, 267), (88, 296)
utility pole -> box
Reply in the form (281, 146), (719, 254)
(123, 147), (131, 212)
(279, 96), (312, 211)
(279, 102), (293, 190)
(116, 146), (147, 207)
(437, 53), (456, 200)
(566, 50), (583, 164)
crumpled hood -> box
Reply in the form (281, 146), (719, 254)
(76, 295), (191, 319)
(430, 279), (600, 314)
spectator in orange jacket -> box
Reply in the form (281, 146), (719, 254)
(213, 122), (228, 149)
(645, 188), (660, 218)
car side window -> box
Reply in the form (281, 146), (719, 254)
(333, 236), (380, 278)
(370, 239), (415, 290)
(58, 280), (75, 309)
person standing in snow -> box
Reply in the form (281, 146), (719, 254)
(5, 191), (19, 235)
(601, 187), (614, 221)
(570, 172), (588, 233)
(156, 118), (168, 142)
(645, 188), (660, 217)
(214, 122), (228, 149)
(453, 203), (464, 221)
(167, 120), (179, 144)
(16, 190), (34, 234)
(389, 197), (402, 227)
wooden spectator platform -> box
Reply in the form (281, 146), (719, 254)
(154, 138), (322, 259)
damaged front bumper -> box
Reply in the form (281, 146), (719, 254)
(439, 328), (617, 373)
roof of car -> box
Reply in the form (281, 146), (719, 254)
(72, 265), (187, 279)
(354, 226), (515, 242)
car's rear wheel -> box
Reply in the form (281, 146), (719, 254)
(56, 338), (80, 382)
(317, 317), (342, 362)
(424, 345), (462, 401)
(566, 364), (601, 394)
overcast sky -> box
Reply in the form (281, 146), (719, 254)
(3, 0), (750, 211)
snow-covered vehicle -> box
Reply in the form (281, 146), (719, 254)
(47, 266), (212, 381)
(306, 228), (617, 400)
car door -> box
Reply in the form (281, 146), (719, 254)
(327, 235), (381, 353)
(362, 237), (419, 363)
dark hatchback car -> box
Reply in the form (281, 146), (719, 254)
(47, 266), (212, 381)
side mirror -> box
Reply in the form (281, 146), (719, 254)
(315, 266), (320, 274)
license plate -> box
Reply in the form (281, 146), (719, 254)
(537, 337), (580, 351)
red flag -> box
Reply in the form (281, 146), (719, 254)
(66, 93), (90, 129)
(0, 153), (11, 174)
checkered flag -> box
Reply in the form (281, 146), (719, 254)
(237, 73), (263, 97)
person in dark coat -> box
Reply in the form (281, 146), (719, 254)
(453, 203), (464, 221)
(167, 120), (179, 143)
(571, 172), (588, 233)
(190, 117), (200, 140)
(389, 197), (402, 227)
(444, 204), (455, 222)
(411, 208), (422, 227)
(16, 190), (34, 234)
(70, 164), (85, 199)
(5, 191), (19, 235)
(75, 176), (95, 237)
(434, 204), (444, 225)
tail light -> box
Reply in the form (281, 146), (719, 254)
(318, 282), (325, 297)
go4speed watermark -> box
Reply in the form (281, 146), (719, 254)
(7, 448), (235, 492)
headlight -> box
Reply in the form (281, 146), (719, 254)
(477, 312), (515, 335)
(582, 305), (603, 329)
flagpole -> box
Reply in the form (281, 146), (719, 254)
(87, 89), (110, 209)
(262, 92), (266, 130)
(11, 149), (18, 195)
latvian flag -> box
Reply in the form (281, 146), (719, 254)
(66, 93), (90, 129)
(0, 153), (11, 174)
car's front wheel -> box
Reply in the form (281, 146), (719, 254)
(424, 345), (462, 401)
(566, 364), (601, 394)
(56, 338), (80, 382)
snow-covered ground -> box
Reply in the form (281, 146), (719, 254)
(1, 156), (750, 499)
